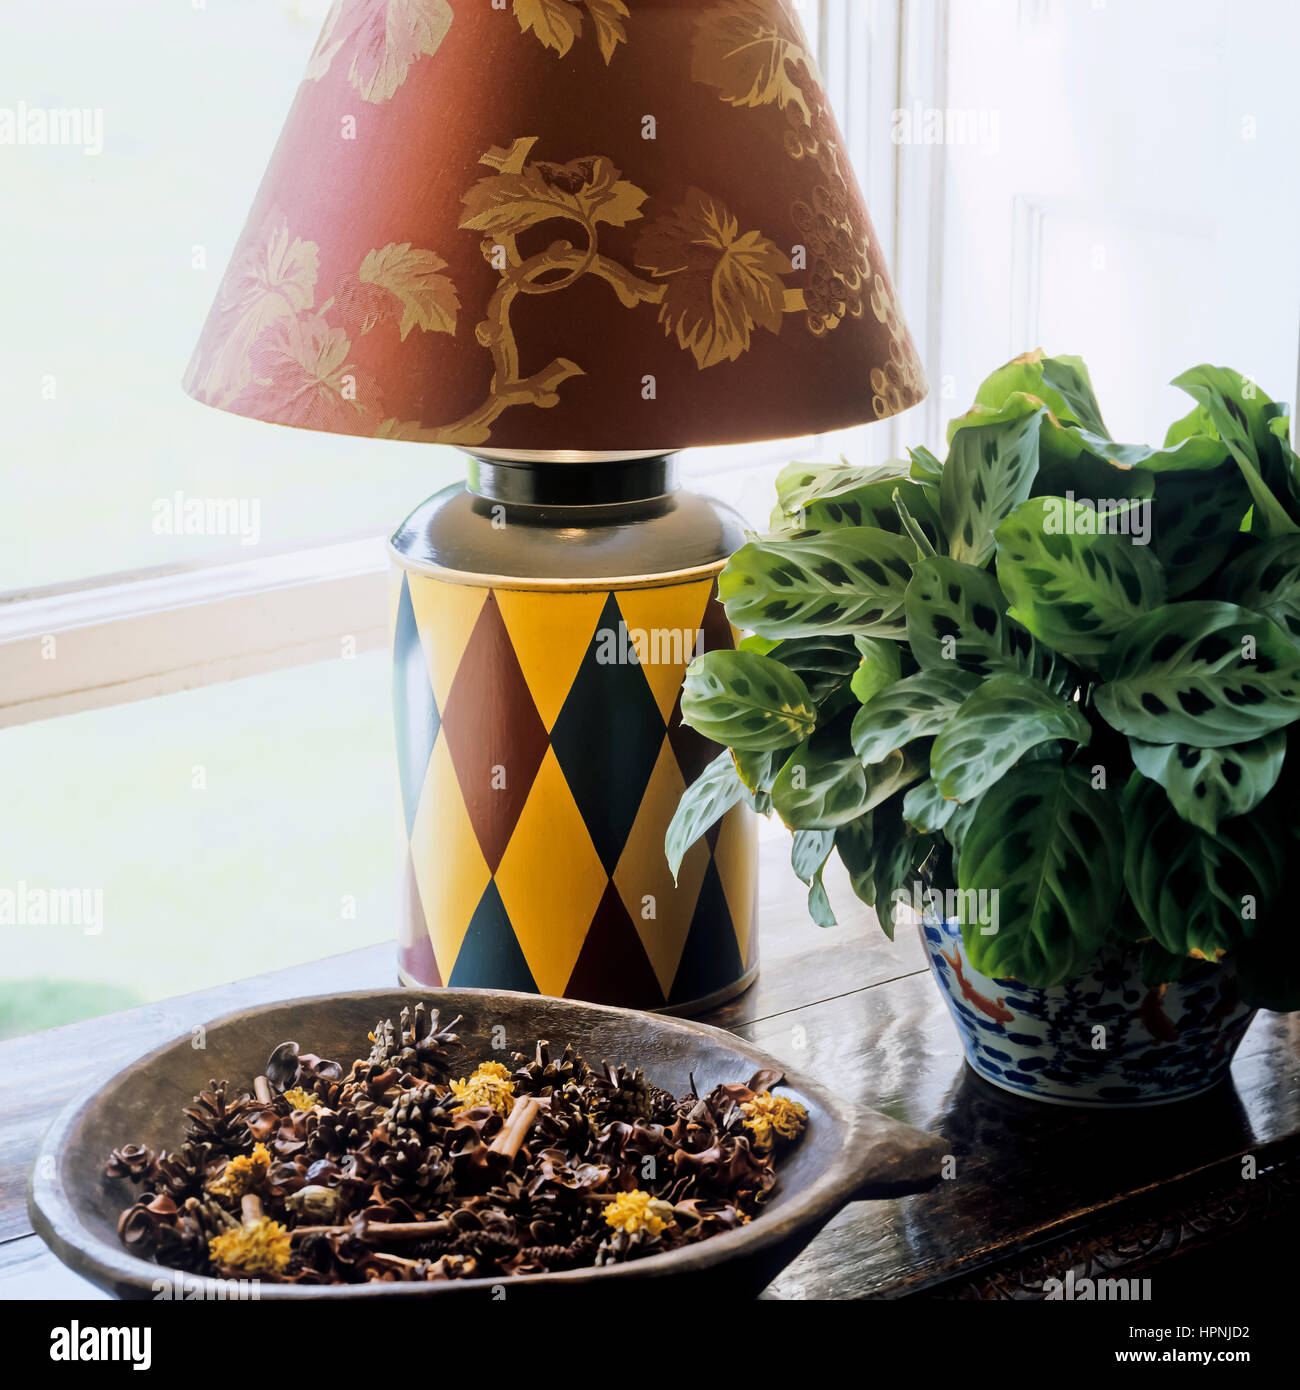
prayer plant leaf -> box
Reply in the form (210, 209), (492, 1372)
(973, 349), (1109, 437)
(1218, 535), (1300, 646)
(772, 718), (923, 830)
(834, 798), (933, 939)
(1094, 601), (1300, 748)
(909, 444), (944, 488)
(902, 777), (957, 833)
(849, 635), (903, 705)
(773, 458), (912, 514)
(1173, 365), (1298, 536)
(1148, 462), (1253, 597)
(993, 496), (1167, 658)
(791, 829), (837, 928)
(957, 762), (1123, 986)
(1128, 731), (1286, 835)
(1123, 774), (1286, 959)
(665, 751), (744, 881)
(680, 650), (817, 750)
(930, 673), (1092, 803)
(794, 477), (944, 552)
(718, 528), (917, 639)
(940, 393), (1045, 568)
(904, 556), (1071, 691)
(850, 668), (977, 764)
(752, 635), (861, 705)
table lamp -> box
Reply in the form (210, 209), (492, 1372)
(183, 0), (925, 1012)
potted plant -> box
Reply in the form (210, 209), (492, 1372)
(668, 350), (1300, 1106)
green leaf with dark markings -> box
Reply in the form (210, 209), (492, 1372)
(834, 798), (934, 938)
(902, 778), (957, 833)
(957, 763), (1122, 985)
(774, 458), (911, 514)
(791, 829), (837, 927)
(772, 716), (923, 829)
(1174, 365), (1298, 535)
(795, 477), (944, 551)
(850, 668), (976, 764)
(941, 393), (1045, 568)
(680, 650), (816, 750)
(904, 556), (1070, 690)
(973, 350), (1109, 437)
(665, 751), (744, 881)
(1218, 535), (1300, 646)
(931, 674), (1091, 803)
(755, 635), (861, 705)
(994, 496), (1167, 658)
(1128, 731), (1286, 834)
(1149, 462), (1253, 597)
(1123, 774), (1286, 958)
(1094, 601), (1300, 748)
(718, 528), (917, 639)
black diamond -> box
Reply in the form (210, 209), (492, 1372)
(550, 593), (667, 875)
(668, 859), (743, 1007)
(448, 881), (537, 993)
(392, 574), (439, 836)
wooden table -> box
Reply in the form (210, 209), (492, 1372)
(3, 834), (1299, 1301)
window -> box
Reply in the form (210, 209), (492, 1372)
(3, 0), (1298, 1038)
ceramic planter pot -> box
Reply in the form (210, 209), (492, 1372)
(919, 916), (1257, 1107)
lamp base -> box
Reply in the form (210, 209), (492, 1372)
(388, 453), (759, 1014)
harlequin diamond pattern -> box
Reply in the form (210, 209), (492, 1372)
(396, 571), (757, 1009)
(440, 593), (549, 873)
(550, 593), (666, 876)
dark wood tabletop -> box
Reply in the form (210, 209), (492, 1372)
(3, 832), (1299, 1300)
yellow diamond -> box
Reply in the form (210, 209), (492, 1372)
(494, 748), (608, 995)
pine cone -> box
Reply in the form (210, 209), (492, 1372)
(371, 1137), (454, 1197)
(519, 1235), (597, 1271)
(183, 1081), (253, 1155)
(308, 1106), (368, 1158)
(510, 1040), (589, 1094)
(363, 1004), (460, 1082)
(380, 1082), (454, 1144)
(592, 1063), (662, 1125)
(156, 1196), (237, 1273)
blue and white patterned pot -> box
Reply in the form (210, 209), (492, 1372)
(920, 917), (1257, 1107)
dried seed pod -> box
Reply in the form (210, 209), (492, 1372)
(106, 1014), (804, 1284)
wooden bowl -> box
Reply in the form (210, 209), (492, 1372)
(28, 988), (944, 1299)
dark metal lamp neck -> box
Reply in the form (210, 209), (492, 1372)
(464, 453), (678, 507)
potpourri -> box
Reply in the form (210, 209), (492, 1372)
(104, 1004), (807, 1283)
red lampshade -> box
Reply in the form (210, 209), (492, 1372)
(184, 0), (926, 454)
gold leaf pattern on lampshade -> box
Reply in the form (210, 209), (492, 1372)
(185, 0), (926, 452)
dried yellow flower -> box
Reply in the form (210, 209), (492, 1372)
(207, 1141), (272, 1197)
(450, 1063), (515, 1115)
(283, 1086), (319, 1112)
(208, 1216), (292, 1274)
(740, 1091), (808, 1154)
(603, 1189), (674, 1237)
(473, 1060), (512, 1082)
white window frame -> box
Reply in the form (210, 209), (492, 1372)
(0, 1), (940, 731)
